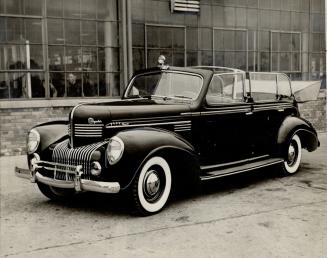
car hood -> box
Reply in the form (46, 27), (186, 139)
(72, 99), (191, 124)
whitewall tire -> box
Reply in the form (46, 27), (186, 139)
(132, 156), (172, 215)
(282, 134), (302, 175)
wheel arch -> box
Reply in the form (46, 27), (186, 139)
(277, 116), (319, 154)
(114, 128), (200, 191)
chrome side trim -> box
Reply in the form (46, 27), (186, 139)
(105, 120), (192, 129)
(70, 103), (86, 147)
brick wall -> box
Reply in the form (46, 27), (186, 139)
(0, 94), (326, 156)
(0, 106), (72, 156)
(298, 91), (327, 132)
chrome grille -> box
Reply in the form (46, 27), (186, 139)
(74, 123), (104, 138)
(52, 139), (107, 179)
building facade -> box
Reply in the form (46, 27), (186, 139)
(0, 0), (326, 155)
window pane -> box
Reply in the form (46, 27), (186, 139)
(280, 53), (291, 71)
(247, 9), (257, 28)
(5, 0), (23, 15)
(7, 18), (24, 43)
(99, 72), (119, 96)
(133, 48), (145, 71)
(64, 0), (80, 18)
(172, 51), (184, 66)
(187, 28), (198, 50)
(147, 26), (159, 48)
(214, 51), (224, 66)
(24, 0), (43, 15)
(213, 30), (223, 51)
(201, 51), (212, 66)
(223, 30), (235, 51)
(81, 0), (96, 19)
(9, 72), (26, 98)
(25, 19), (42, 44)
(65, 46), (81, 71)
(224, 52), (235, 67)
(132, 24), (145, 47)
(48, 19), (64, 44)
(292, 34), (300, 51)
(259, 31), (269, 51)
(98, 47), (119, 72)
(1, 45), (26, 70)
(66, 72), (82, 97)
(292, 52), (300, 71)
(65, 20), (80, 45)
(97, 21), (118, 47)
(0, 73), (9, 99)
(0, 18), (5, 43)
(50, 72), (65, 97)
(235, 31), (246, 51)
(200, 28), (212, 50)
(187, 51), (197, 66)
(271, 32), (279, 52)
(159, 27), (172, 48)
(82, 47), (97, 71)
(29, 45), (43, 69)
(97, 0), (117, 20)
(260, 52), (270, 71)
(173, 28), (185, 49)
(31, 72), (45, 98)
(81, 21), (96, 45)
(47, 0), (63, 17)
(272, 53), (279, 71)
(83, 72), (98, 96)
(280, 33), (291, 51)
(49, 46), (65, 71)
(235, 52), (246, 70)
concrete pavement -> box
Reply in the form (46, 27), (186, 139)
(1, 133), (327, 258)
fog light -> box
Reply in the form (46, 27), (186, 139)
(90, 161), (102, 176)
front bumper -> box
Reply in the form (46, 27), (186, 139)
(15, 160), (120, 194)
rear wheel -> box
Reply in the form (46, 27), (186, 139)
(37, 182), (75, 201)
(282, 134), (302, 175)
(132, 156), (172, 216)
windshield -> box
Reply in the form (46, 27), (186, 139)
(124, 71), (203, 100)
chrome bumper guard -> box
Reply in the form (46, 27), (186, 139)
(15, 161), (120, 194)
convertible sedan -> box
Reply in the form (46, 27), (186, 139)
(15, 63), (320, 215)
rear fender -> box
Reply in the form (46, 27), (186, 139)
(110, 128), (199, 190)
(277, 116), (319, 154)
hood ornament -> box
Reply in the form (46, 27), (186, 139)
(88, 117), (103, 125)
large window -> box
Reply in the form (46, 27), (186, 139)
(0, 0), (120, 100)
(145, 24), (186, 68)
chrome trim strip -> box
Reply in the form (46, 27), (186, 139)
(70, 103), (86, 147)
(105, 120), (192, 129)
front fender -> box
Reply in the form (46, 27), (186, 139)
(32, 121), (68, 153)
(277, 116), (319, 153)
(108, 128), (198, 190)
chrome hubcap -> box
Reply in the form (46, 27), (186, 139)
(287, 143), (296, 165)
(144, 170), (160, 197)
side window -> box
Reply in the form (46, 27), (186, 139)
(206, 74), (244, 105)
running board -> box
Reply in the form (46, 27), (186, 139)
(200, 158), (283, 181)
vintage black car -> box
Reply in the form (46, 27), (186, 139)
(16, 64), (320, 215)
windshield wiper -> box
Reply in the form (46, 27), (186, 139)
(172, 95), (193, 100)
(142, 95), (172, 100)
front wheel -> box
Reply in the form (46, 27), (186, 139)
(132, 156), (172, 216)
(282, 134), (302, 175)
(37, 182), (75, 201)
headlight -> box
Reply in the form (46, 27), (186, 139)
(27, 129), (40, 154)
(106, 136), (124, 165)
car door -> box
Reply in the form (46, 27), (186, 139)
(195, 73), (254, 166)
(247, 73), (295, 157)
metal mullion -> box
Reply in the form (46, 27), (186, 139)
(0, 14), (42, 19)
(212, 28), (215, 66)
(43, 0), (50, 99)
(95, 19), (99, 96)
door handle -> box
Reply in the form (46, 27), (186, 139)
(278, 108), (284, 112)
(245, 111), (253, 115)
